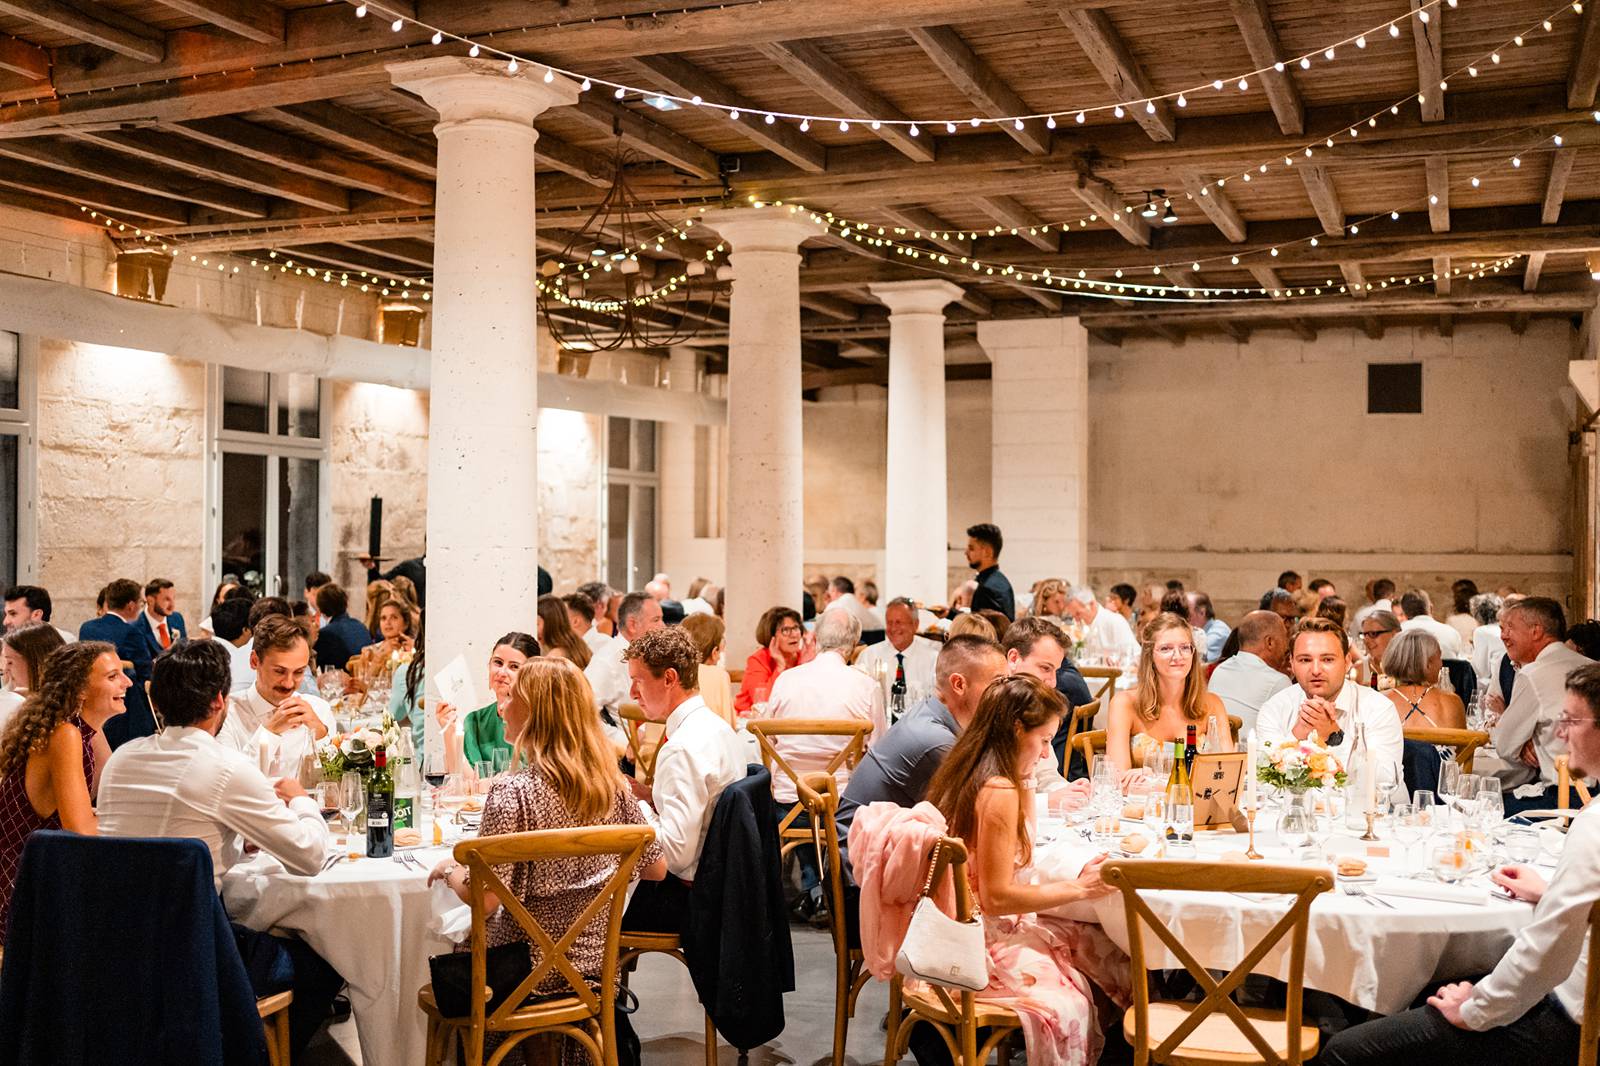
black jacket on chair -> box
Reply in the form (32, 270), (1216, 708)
(684, 765), (795, 1051)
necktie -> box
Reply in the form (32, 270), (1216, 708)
(158, 621), (171, 648)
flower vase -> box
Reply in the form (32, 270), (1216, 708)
(1276, 788), (1317, 849)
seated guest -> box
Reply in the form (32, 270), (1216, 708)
(354, 597), (415, 686)
(232, 596), (315, 697)
(1188, 592), (1230, 662)
(680, 613), (733, 724)
(1106, 583), (1138, 626)
(220, 616), (334, 772)
(680, 578), (717, 618)
(1567, 620), (1600, 662)
(97, 640), (341, 1055)
(429, 657), (665, 1057)
(303, 571), (331, 625)
(563, 593), (603, 655)
(391, 616), (427, 757)
(1382, 630), (1467, 729)
(361, 580), (394, 642)
(1492, 597), (1594, 813)
(947, 611), (996, 641)
(584, 592), (664, 723)
(312, 583), (373, 674)
(81, 578), (158, 747)
(1208, 611), (1291, 739)
(734, 605), (806, 715)
(358, 550), (427, 608)
(137, 578), (187, 653)
(621, 627), (744, 934)
(1030, 578), (1070, 623)
(577, 582), (616, 640)
(1065, 584), (1139, 663)
(1256, 617), (1404, 782)
(855, 598), (941, 705)
(1315, 595), (1349, 631)
(0, 641), (129, 927)
(977, 609), (1013, 643)
(1447, 578), (1481, 652)
(537, 594), (592, 670)
(1000, 617), (1090, 776)
(3, 584), (74, 644)
(196, 579), (238, 638)
(822, 576), (884, 633)
(1355, 609), (1403, 688)
(1136, 583), (1165, 625)
(1261, 587), (1300, 631)
(1471, 593), (1508, 685)
(1350, 577), (1397, 634)
(1161, 590), (1208, 653)
(1105, 613), (1231, 784)
(207, 596), (255, 690)
(918, 674), (1130, 1065)
(0, 622), (66, 732)
(1399, 588), (1466, 660)
(435, 632), (539, 771)
(1322, 663), (1600, 1066)
(965, 523), (1015, 619)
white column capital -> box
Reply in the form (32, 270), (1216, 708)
(699, 207), (827, 254)
(869, 279), (965, 316)
(387, 56), (579, 125)
(976, 316), (1085, 355)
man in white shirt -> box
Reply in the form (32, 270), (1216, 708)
(584, 591), (663, 716)
(680, 578), (717, 617)
(1065, 585), (1138, 664)
(1491, 597), (1595, 813)
(206, 597), (256, 693)
(1255, 616), (1403, 783)
(1001, 616), (1094, 796)
(1322, 662), (1600, 1066)
(564, 593), (610, 655)
(1397, 588), (1466, 660)
(1208, 611), (1292, 740)
(621, 626), (745, 934)
(97, 639), (341, 1055)
(823, 576), (885, 633)
(219, 614), (334, 774)
(1348, 577), (1396, 637)
(854, 598), (940, 715)
(1470, 592), (1509, 688)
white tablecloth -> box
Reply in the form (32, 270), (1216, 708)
(1032, 818), (1537, 1014)
(222, 840), (458, 1066)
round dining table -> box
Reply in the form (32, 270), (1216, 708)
(1032, 811), (1546, 1014)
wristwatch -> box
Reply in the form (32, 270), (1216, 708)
(1326, 729), (1345, 746)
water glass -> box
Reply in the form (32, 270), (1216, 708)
(1505, 826), (1540, 864)
(1144, 791), (1167, 838)
(1412, 790), (1437, 829)
(1142, 744), (1173, 781)
(492, 747), (513, 776)
(1476, 789), (1504, 828)
(474, 761), (495, 795)
(1431, 842), (1469, 884)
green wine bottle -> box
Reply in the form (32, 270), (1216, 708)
(366, 747), (395, 858)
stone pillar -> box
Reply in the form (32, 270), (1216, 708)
(869, 280), (965, 605)
(700, 206), (826, 660)
(977, 318), (1090, 594)
(658, 346), (701, 580)
(388, 57), (578, 681)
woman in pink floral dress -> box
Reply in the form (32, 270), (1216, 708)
(924, 674), (1132, 1066)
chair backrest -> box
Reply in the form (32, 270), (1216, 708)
(1076, 729), (1108, 767)
(891, 836), (986, 1027)
(1559, 754), (1596, 812)
(1404, 727), (1490, 773)
(615, 703), (660, 786)
(453, 825), (656, 1030)
(1079, 666), (1121, 702)
(728, 667), (745, 685)
(143, 679), (166, 732)
(796, 772), (848, 958)
(1581, 899), (1600, 1066)
(1103, 860), (1333, 1066)
(747, 718), (873, 841)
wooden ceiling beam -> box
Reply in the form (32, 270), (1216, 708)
(1339, 262), (1368, 297)
(1225, 0), (1304, 135)
(267, 102), (436, 180)
(71, 129), (350, 212)
(1298, 165), (1345, 237)
(283, 243), (428, 279)
(345, 239), (434, 270)
(1543, 147), (1577, 224)
(566, 98), (720, 180)
(0, 0), (163, 63)
(1524, 251), (1547, 292)
(907, 25), (1050, 156)
(1056, 7), (1175, 142)
(878, 206), (970, 256)
(1182, 173), (1246, 242)
(1425, 157), (1450, 233)
(955, 287), (992, 316)
(0, 36), (48, 81)
(1572, 1), (1600, 108)
(1072, 178), (1151, 247)
(152, 0), (284, 44)
(630, 53), (826, 173)
(799, 293), (861, 322)
(1247, 264), (1286, 297)
(1433, 255), (1452, 296)
(173, 219), (434, 252)
(0, 137), (264, 218)
(1410, 0), (1445, 122)
(974, 195), (1057, 252)
(758, 39), (934, 163)
(0, 158), (192, 225)
(533, 135), (613, 189)
(168, 117), (433, 204)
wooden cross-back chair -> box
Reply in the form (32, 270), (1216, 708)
(1063, 667), (1121, 749)
(1560, 753), (1595, 812)
(418, 825), (656, 1066)
(614, 703), (660, 788)
(796, 772), (870, 1066)
(746, 718), (873, 862)
(1103, 860), (1332, 1066)
(1403, 727), (1489, 773)
(882, 836), (1023, 1066)
(1580, 900), (1600, 1066)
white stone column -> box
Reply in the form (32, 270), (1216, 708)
(700, 206), (826, 660)
(388, 57), (578, 681)
(977, 318), (1090, 593)
(869, 280), (964, 605)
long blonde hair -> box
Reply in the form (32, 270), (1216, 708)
(1030, 578), (1068, 619)
(1132, 612), (1209, 724)
(506, 658), (623, 824)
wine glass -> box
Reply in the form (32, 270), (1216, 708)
(1476, 788), (1505, 829)
(1390, 803), (1421, 874)
(424, 750), (448, 804)
(1437, 762), (1462, 807)
(317, 780), (342, 827)
(338, 771), (364, 843)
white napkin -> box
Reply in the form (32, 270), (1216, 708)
(429, 879), (472, 942)
(1370, 878), (1489, 906)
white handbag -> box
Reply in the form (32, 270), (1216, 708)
(893, 841), (989, 992)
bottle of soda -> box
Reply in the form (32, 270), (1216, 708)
(366, 747), (395, 859)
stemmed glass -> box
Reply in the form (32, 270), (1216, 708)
(338, 771), (364, 844)
(1390, 803), (1422, 875)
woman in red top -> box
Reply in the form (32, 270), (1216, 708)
(734, 606), (805, 715)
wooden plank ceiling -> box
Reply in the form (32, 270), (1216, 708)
(0, 0), (1598, 379)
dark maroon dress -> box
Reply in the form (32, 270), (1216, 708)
(0, 715), (96, 928)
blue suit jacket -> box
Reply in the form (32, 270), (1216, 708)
(77, 614), (158, 748)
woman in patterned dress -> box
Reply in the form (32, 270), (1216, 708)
(925, 674), (1131, 1066)
(0, 641), (130, 927)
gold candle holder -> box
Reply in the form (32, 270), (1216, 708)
(1245, 805), (1263, 860)
(1360, 811), (1378, 842)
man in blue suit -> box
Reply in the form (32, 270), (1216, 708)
(79, 578), (159, 747)
(311, 583), (372, 674)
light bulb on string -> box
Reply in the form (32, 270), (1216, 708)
(1113, 105), (1125, 117)
(764, 113), (775, 124)
(945, 121), (955, 133)
(1324, 47), (1335, 59)
(1390, 23), (1401, 36)
(1238, 78), (1249, 90)
(1356, 35), (1367, 48)
(391, 17), (403, 31)
(468, 43), (479, 56)
(508, 59), (519, 73)
(580, 78), (591, 91)
(1076, 111), (1085, 123)
(354, 3), (366, 15)
(430, 31), (442, 44)
(1418, 9), (1430, 22)
(1046, 115), (1057, 128)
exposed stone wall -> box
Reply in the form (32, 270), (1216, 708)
(537, 408), (602, 593)
(329, 381), (430, 590)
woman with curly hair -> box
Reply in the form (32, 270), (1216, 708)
(0, 641), (130, 926)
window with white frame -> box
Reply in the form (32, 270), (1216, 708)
(0, 331), (36, 588)
(208, 366), (331, 599)
(604, 416), (659, 592)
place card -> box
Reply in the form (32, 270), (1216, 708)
(435, 653), (478, 714)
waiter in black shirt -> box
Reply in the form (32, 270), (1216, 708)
(964, 522), (1015, 620)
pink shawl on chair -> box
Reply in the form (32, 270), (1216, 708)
(847, 801), (954, 979)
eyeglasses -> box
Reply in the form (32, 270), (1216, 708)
(1555, 717), (1595, 730)
(777, 625), (803, 636)
(1154, 644), (1195, 659)
(1360, 629), (1397, 641)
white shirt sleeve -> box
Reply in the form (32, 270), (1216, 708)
(1253, 688), (1297, 748)
(1492, 670), (1540, 756)
(649, 740), (712, 878)
(213, 761), (329, 877)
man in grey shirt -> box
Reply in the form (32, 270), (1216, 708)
(1208, 610), (1292, 740)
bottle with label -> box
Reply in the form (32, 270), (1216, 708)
(1183, 724), (1199, 775)
(366, 747), (394, 858)
(392, 728), (415, 831)
(890, 658), (907, 721)
(1165, 740), (1193, 844)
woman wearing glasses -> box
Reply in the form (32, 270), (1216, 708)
(1355, 609), (1403, 688)
(1105, 612), (1232, 782)
(733, 606), (807, 716)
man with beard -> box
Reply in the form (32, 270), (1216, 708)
(963, 523), (1015, 620)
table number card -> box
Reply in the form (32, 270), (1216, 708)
(1191, 751), (1248, 831)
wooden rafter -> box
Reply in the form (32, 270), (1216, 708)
(1056, 7), (1176, 142)
(1071, 178), (1152, 247)
(1182, 173), (1247, 242)
(0, 0), (162, 63)
(268, 102), (436, 180)
(758, 39), (935, 163)
(566, 98), (720, 180)
(1434, 255), (1452, 296)
(1425, 157), (1450, 233)
(1524, 251), (1547, 292)
(974, 196), (1057, 252)
(631, 54), (826, 173)
(0, 157), (193, 225)
(907, 25), (1050, 155)
(1411, 0), (1445, 122)
(1297, 165), (1345, 237)
(71, 129), (350, 213)
(0, 36), (48, 81)
(0, 137), (264, 218)
(1226, 0), (1304, 135)
(1543, 147), (1577, 224)
(1342, 262), (1367, 297)
(169, 118), (433, 205)
(152, 0), (284, 44)
(800, 293), (861, 322)
(1572, 1), (1600, 108)
(1247, 264), (1286, 296)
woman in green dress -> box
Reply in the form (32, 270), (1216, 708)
(435, 631), (540, 770)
